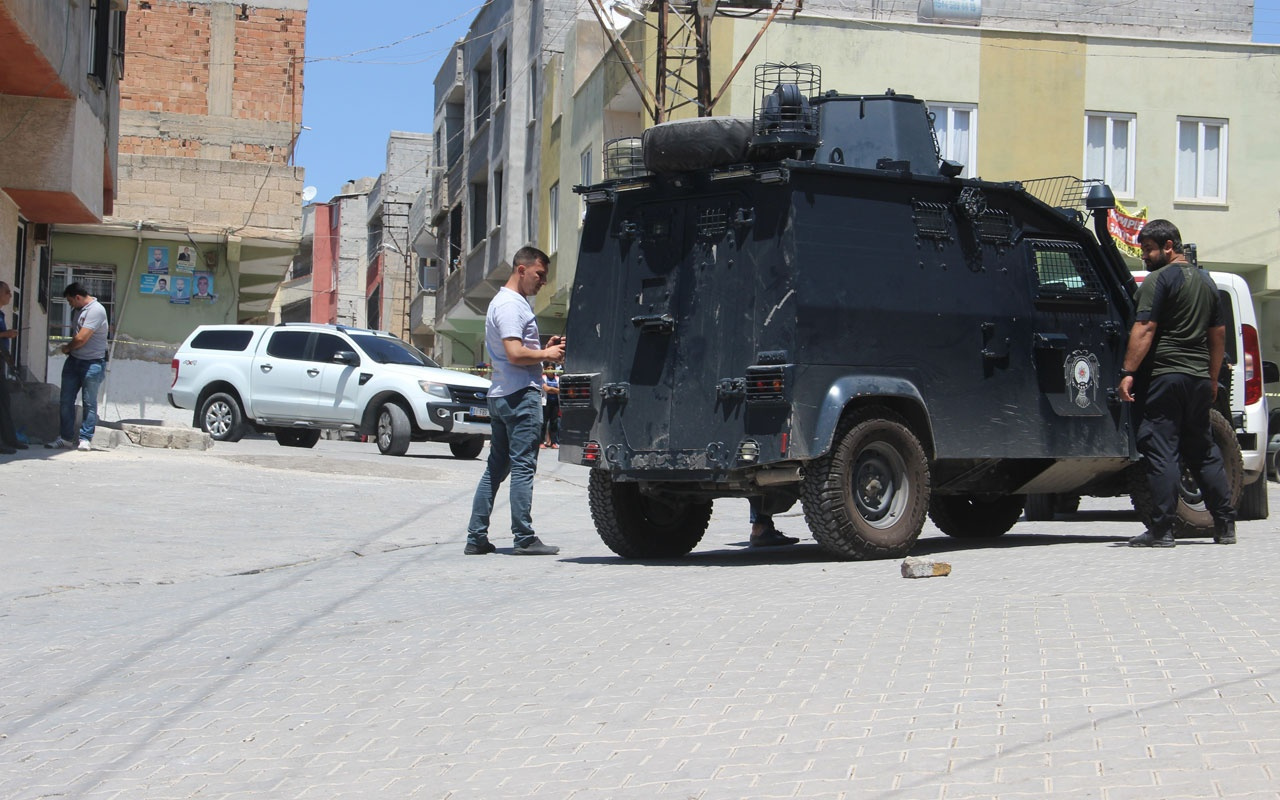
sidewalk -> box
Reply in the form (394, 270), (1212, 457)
(3, 440), (1279, 799)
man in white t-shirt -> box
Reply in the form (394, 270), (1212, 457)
(47, 282), (109, 451)
(465, 246), (566, 555)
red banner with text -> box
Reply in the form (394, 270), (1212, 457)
(1107, 202), (1147, 257)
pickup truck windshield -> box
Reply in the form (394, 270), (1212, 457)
(349, 334), (440, 368)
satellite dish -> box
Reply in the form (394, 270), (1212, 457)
(301, 186), (317, 203)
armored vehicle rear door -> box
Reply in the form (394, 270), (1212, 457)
(1024, 238), (1128, 455)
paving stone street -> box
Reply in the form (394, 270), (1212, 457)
(2, 439), (1279, 799)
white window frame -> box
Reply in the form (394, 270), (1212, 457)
(50, 263), (115, 341)
(548, 182), (559, 253)
(580, 146), (592, 223)
(1083, 112), (1136, 200)
(927, 102), (978, 178)
(1175, 116), (1228, 203)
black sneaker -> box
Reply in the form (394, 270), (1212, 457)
(464, 538), (496, 555)
(1128, 530), (1175, 548)
(1214, 520), (1236, 545)
(512, 538), (560, 556)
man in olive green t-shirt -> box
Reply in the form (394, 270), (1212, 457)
(1118, 219), (1235, 548)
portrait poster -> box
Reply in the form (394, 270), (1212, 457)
(175, 246), (197, 273)
(169, 275), (191, 305)
(147, 246), (170, 275)
(192, 271), (216, 301)
(139, 274), (171, 296)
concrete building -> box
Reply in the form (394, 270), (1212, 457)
(49, 0), (308, 426)
(429, 0), (583, 368)
(0, 0), (125, 422)
(365, 131), (432, 340)
(541, 2), (1280, 365)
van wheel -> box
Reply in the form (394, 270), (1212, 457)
(199, 392), (245, 442)
(930, 495), (1024, 538)
(276, 428), (321, 448)
(376, 402), (412, 456)
(1129, 409), (1244, 536)
(801, 406), (930, 560)
(1238, 475), (1270, 520)
(449, 438), (485, 460)
(589, 470), (711, 558)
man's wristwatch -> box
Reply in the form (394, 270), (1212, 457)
(1119, 368), (1134, 378)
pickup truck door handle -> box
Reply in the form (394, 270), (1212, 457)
(259, 363), (273, 373)
(307, 368), (320, 377)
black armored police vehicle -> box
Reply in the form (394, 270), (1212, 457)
(558, 64), (1242, 561)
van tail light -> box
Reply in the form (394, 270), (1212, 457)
(1243, 324), (1262, 406)
(171, 358), (179, 388)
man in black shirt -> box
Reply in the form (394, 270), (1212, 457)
(1118, 219), (1235, 547)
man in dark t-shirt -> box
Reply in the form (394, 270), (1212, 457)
(1118, 219), (1235, 547)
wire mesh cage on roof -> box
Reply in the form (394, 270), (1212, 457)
(1018, 176), (1104, 211)
(752, 63), (821, 143)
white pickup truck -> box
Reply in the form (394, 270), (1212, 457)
(168, 323), (491, 458)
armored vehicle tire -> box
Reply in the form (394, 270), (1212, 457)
(199, 392), (245, 442)
(376, 402), (412, 456)
(449, 438), (485, 460)
(588, 470), (712, 559)
(1236, 474), (1269, 521)
(276, 428), (321, 448)
(1128, 409), (1244, 537)
(1023, 493), (1056, 522)
(800, 406), (930, 561)
(929, 495), (1025, 538)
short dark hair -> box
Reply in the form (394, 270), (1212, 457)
(513, 246), (550, 269)
(63, 282), (89, 299)
(1138, 219), (1183, 254)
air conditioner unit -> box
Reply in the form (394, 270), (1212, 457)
(418, 258), (441, 291)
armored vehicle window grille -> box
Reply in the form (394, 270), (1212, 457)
(978, 210), (1014, 244)
(912, 201), (951, 240)
(745, 366), (788, 404)
(1028, 240), (1105, 305)
(698, 207), (728, 239)
(559, 374), (594, 408)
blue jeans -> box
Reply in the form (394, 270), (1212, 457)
(467, 387), (543, 547)
(61, 357), (106, 442)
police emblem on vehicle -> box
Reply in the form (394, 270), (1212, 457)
(1065, 351), (1100, 408)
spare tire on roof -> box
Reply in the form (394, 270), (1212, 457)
(641, 116), (753, 174)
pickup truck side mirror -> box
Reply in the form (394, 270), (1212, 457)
(1263, 360), (1279, 385)
(333, 350), (360, 367)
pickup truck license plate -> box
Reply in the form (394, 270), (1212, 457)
(469, 406), (490, 418)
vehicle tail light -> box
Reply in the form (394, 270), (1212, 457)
(559, 374), (595, 407)
(1243, 323), (1262, 406)
(582, 441), (602, 465)
(745, 365), (788, 405)
(171, 358), (179, 387)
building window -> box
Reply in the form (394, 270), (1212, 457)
(927, 102), (977, 178)
(1176, 117), (1227, 202)
(473, 61), (492, 131)
(1084, 112), (1136, 199)
(49, 264), (115, 341)
(470, 181), (488, 247)
(367, 286), (381, 331)
(496, 44), (509, 104)
(448, 205), (463, 271)
(88, 1), (116, 85)
(528, 62), (539, 123)
(548, 183), (559, 252)
(493, 168), (504, 228)
(525, 191), (534, 245)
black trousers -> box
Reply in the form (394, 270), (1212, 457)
(0, 376), (17, 447)
(1135, 372), (1235, 533)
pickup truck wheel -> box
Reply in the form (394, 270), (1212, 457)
(376, 402), (412, 456)
(276, 428), (321, 448)
(449, 438), (485, 460)
(589, 469), (711, 558)
(930, 495), (1024, 538)
(801, 406), (930, 560)
(1129, 409), (1244, 536)
(200, 392), (245, 442)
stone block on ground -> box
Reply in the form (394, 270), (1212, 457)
(901, 556), (951, 578)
